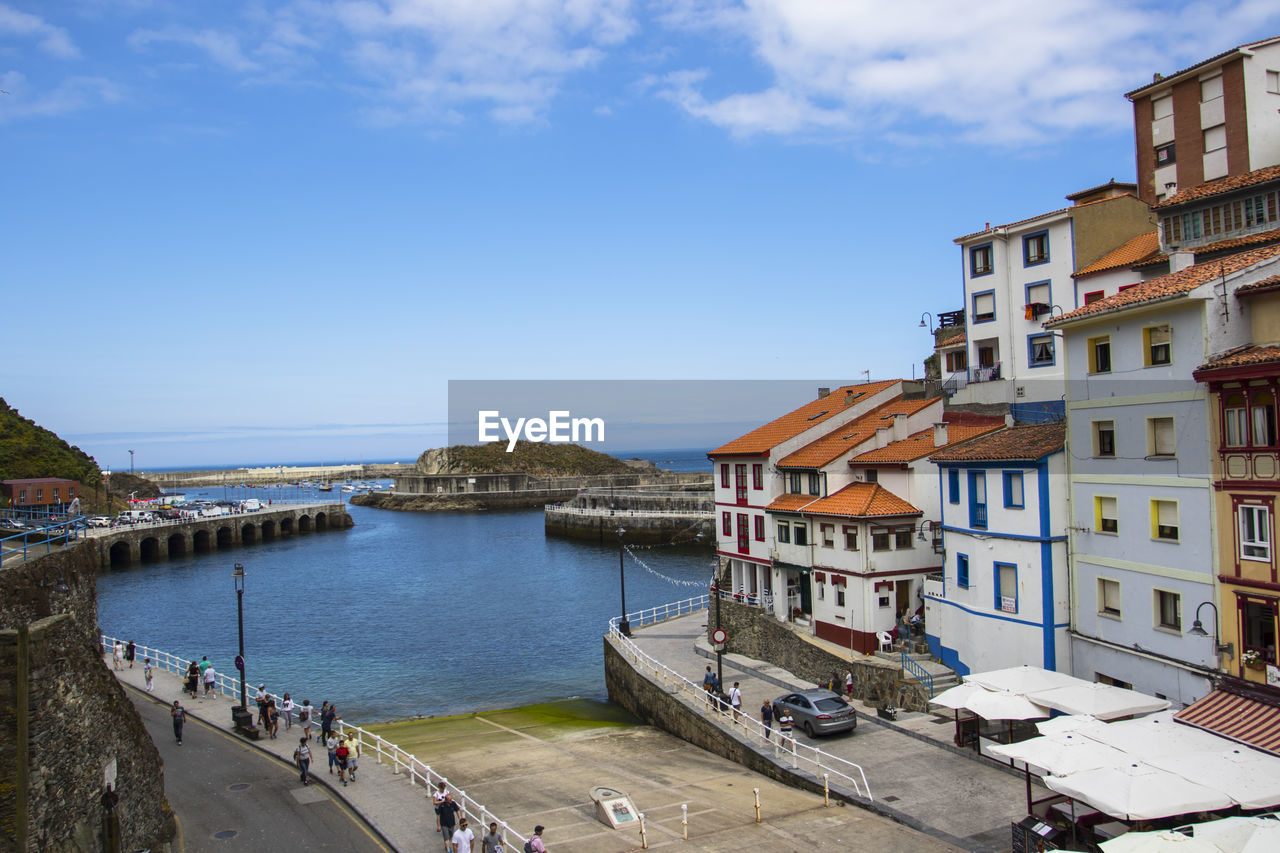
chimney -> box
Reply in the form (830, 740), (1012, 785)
(892, 412), (908, 442)
(1170, 251), (1195, 272)
(845, 390), (855, 407)
(933, 422), (949, 447)
(876, 426), (891, 449)
(818, 387), (831, 399)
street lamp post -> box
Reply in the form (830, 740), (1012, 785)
(714, 562), (724, 689)
(129, 450), (134, 475)
(617, 527), (631, 637)
(231, 563), (254, 732)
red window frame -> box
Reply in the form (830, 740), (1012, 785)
(735, 464), (748, 504)
(752, 463), (763, 490)
(1084, 290), (1105, 305)
(1118, 283), (1140, 292)
(721, 512), (731, 536)
(720, 464), (729, 488)
(754, 515), (765, 541)
(736, 513), (750, 553)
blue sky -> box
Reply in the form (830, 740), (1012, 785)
(4, 1), (1279, 468)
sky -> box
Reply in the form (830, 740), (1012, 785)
(4, 1), (1280, 468)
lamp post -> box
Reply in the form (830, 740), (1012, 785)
(129, 450), (134, 475)
(918, 312), (934, 333)
(1187, 601), (1234, 660)
(616, 527), (631, 637)
(233, 563), (248, 712)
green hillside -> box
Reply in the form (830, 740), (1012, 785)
(0, 397), (101, 483)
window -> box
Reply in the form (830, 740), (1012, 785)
(789, 472), (802, 494)
(777, 521), (790, 544)
(945, 350), (968, 372)
(736, 514), (749, 552)
(863, 469), (878, 484)
(1152, 499), (1179, 541)
(1084, 290), (1105, 305)
(1147, 417), (1176, 457)
(36, 489), (42, 501)
(1226, 394), (1248, 447)
(995, 563), (1017, 613)
(1243, 599), (1278, 665)
(820, 523), (834, 548)
(948, 469), (960, 504)
(872, 528), (891, 551)
(1153, 95), (1173, 119)
(834, 577), (846, 607)
(754, 515), (765, 542)
(1089, 335), (1111, 373)
(722, 511), (731, 536)
(1268, 70), (1280, 95)
(1204, 124), (1226, 153)
(970, 243), (993, 277)
(1099, 578), (1121, 616)
(1156, 143), (1176, 166)
(894, 527), (914, 549)
(1023, 231), (1049, 266)
(793, 523), (808, 546)
(957, 554), (970, 589)
(972, 290), (996, 323)
(1026, 281), (1050, 309)
(808, 472), (821, 496)
(1003, 471), (1025, 508)
(1028, 334), (1055, 367)
(752, 464), (763, 490)
(968, 470), (987, 529)
(1145, 325), (1172, 366)
(1095, 496), (1118, 534)
(843, 525), (858, 550)
(1201, 75), (1223, 102)
(1252, 391), (1277, 446)
(53, 488), (59, 502)
(720, 464), (729, 488)
(735, 464), (747, 502)
(1156, 590), (1181, 631)
(1240, 504), (1271, 561)
(1093, 420), (1116, 458)
(817, 580), (825, 602)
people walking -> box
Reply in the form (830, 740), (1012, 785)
(255, 684), (269, 726)
(335, 737), (350, 785)
(321, 702), (339, 743)
(344, 732), (359, 782)
(144, 658), (154, 692)
(760, 699), (773, 739)
(481, 822), (504, 853)
(778, 708), (794, 742)
(280, 694), (295, 731)
(112, 642), (124, 670)
(266, 698), (280, 739)
(185, 661), (200, 699)
(528, 825), (547, 852)
(452, 817), (475, 853)
(202, 663), (217, 698)
(437, 794), (461, 849)
(298, 700), (313, 741)
(198, 655), (211, 681)
(845, 669), (854, 700)
(171, 700), (185, 745)
(125, 640), (136, 669)
(433, 782), (448, 834)
(728, 682), (742, 721)
(294, 737), (312, 785)
(326, 732), (339, 775)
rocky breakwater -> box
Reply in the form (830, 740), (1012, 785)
(1, 541), (175, 851)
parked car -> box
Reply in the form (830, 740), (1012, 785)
(772, 689), (857, 737)
(88, 516), (113, 528)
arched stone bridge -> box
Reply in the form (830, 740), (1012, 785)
(91, 503), (353, 570)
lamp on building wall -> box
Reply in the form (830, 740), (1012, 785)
(1187, 601), (1234, 659)
(919, 312), (935, 333)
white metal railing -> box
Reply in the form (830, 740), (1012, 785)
(100, 635), (527, 849)
(544, 505), (712, 518)
(609, 608), (873, 802)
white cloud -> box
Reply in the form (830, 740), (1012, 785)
(652, 0), (1280, 145)
(0, 71), (120, 122)
(0, 3), (80, 58)
(128, 25), (261, 72)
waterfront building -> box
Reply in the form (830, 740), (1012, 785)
(1126, 37), (1280, 205)
(925, 423), (1068, 676)
(1, 476), (78, 508)
(1046, 240), (1280, 706)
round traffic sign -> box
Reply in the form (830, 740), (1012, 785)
(234, 654), (244, 672)
(711, 628), (727, 644)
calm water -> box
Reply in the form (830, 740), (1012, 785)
(97, 451), (712, 722)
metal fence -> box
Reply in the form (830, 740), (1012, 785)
(1, 516), (89, 563)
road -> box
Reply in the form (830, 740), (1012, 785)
(128, 688), (389, 853)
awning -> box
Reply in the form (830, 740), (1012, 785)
(1174, 686), (1280, 757)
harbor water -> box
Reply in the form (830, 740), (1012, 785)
(96, 450), (712, 722)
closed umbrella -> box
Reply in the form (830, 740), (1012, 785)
(1100, 829), (1224, 853)
(1188, 816), (1280, 853)
(1028, 682), (1170, 721)
(965, 689), (1050, 721)
(1045, 762), (1235, 821)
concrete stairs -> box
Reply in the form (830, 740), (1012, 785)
(873, 647), (961, 695)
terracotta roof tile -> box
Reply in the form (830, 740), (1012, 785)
(848, 423), (1004, 464)
(954, 193), (1137, 244)
(1190, 227), (1280, 256)
(1047, 243), (1280, 327)
(929, 423), (1065, 463)
(935, 327), (966, 348)
(777, 396), (939, 469)
(1235, 274), (1280, 295)
(764, 494), (820, 513)
(1154, 165), (1280, 209)
(1196, 344), (1280, 373)
(1074, 231), (1161, 277)
(708, 380), (899, 457)
(787, 482), (921, 519)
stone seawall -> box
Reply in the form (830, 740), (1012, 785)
(1, 542), (175, 851)
(544, 509), (713, 544)
(352, 488), (580, 512)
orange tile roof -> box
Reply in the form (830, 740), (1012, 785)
(787, 482), (921, 519)
(1236, 274), (1280, 295)
(708, 380), (900, 457)
(764, 494), (821, 513)
(1047, 243), (1280, 327)
(954, 193), (1137, 244)
(1196, 344), (1280, 373)
(776, 395), (940, 469)
(1154, 165), (1280, 210)
(1190, 226), (1280, 257)
(929, 423), (1065, 463)
(935, 326), (966, 348)
(849, 423), (1005, 464)
(1074, 231), (1161, 277)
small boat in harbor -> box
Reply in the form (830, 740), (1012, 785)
(341, 485), (355, 493)
(317, 483), (333, 492)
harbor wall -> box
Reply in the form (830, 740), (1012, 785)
(544, 508), (713, 544)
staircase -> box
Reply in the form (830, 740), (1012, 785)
(873, 645), (960, 696)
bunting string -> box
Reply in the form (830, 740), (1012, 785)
(623, 544), (713, 588)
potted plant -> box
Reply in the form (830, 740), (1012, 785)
(1243, 649), (1265, 670)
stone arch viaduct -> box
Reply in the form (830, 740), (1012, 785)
(91, 504), (353, 570)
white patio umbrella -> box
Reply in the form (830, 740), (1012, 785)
(988, 732), (1131, 776)
(1187, 815), (1280, 853)
(1148, 748), (1280, 810)
(1028, 681), (1170, 721)
(1037, 714), (1108, 737)
(1100, 829), (1224, 853)
(964, 664), (1081, 695)
(1084, 712), (1227, 758)
(929, 681), (990, 710)
(1045, 762), (1235, 821)
(965, 689), (1050, 721)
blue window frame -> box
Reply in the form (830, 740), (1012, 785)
(967, 470), (987, 529)
(972, 289), (996, 324)
(969, 243), (993, 278)
(947, 469), (960, 504)
(1023, 230), (1049, 266)
(1024, 279), (1051, 317)
(957, 553), (970, 588)
(994, 562), (1018, 613)
(1027, 333), (1055, 368)
(1003, 471), (1025, 508)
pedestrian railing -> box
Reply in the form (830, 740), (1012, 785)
(1, 516), (89, 563)
(99, 634), (527, 849)
(608, 611), (873, 802)
(900, 651), (935, 697)
(544, 505), (712, 518)
(622, 594), (710, 629)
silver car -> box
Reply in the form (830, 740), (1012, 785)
(772, 689), (857, 737)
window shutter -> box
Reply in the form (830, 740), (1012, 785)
(1157, 501), (1178, 527)
(974, 293), (995, 317)
(1027, 283), (1049, 305)
(1153, 418), (1175, 455)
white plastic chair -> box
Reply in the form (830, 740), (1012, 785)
(876, 632), (894, 652)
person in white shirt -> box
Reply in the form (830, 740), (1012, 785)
(451, 817), (475, 853)
(202, 665), (217, 698)
(280, 694), (296, 731)
(728, 682), (743, 721)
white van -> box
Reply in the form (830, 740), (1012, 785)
(240, 499), (262, 512)
(119, 510), (155, 523)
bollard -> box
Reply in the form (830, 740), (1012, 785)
(639, 812), (648, 849)
(753, 787), (761, 823)
(823, 773), (830, 807)
(681, 804), (688, 840)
